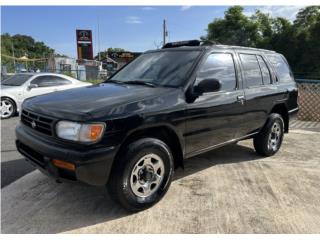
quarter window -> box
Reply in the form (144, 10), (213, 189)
(240, 54), (263, 87)
(257, 56), (272, 84)
(266, 54), (293, 82)
(31, 76), (72, 87)
(196, 53), (236, 91)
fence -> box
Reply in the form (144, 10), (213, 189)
(296, 79), (320, 122)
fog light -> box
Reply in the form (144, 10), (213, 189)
(52, 159), (75, 171)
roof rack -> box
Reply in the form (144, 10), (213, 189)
(162, 40), (200, 48)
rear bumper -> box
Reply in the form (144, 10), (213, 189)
(15, 124), (117, 186)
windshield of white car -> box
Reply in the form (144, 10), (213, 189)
(1, 74), (32, 86)
(109, 50), (201, 87)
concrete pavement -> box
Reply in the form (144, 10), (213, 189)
(1, 127), (320, 233)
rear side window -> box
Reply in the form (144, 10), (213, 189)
(31, 76), (72, 87)
(240, 54), (263, 87)
(266, 54), (292, 82)
(196, 53), (236, 91)
(257, 56), (272, 84)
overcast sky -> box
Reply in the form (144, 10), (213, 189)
(1, 6), (305, 57)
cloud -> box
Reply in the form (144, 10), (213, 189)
(141, 7), (156, 11)
(125, 16), (142, 24)
(245, 6), (306, 21)
(181, 6), (192, 11)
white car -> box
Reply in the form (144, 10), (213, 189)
(1, 73), (92, 119)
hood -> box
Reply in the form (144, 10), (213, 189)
(23, 83), (180, 121)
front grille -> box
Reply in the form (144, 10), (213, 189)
(21, 110), (54, 136)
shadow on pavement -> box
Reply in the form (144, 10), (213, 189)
(2, 143), (263, 233)
(1, 158), (35, 188)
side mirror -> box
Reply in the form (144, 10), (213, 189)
(28, 84), (38, 90)
(194, 78), (221, 95)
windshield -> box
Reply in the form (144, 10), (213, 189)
(110, 50), (201, 87)
(2, 74), (32, 86)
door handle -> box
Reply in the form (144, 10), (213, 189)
(237, 95), (245, 104)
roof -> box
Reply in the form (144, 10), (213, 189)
(155, 40), (277, 54)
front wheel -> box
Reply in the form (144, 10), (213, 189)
(1, 98), (16, 119)
(108, 138), (174, 211)
(253, 113), (284, 156)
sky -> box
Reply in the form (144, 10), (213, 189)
(1, 6), (305, 58)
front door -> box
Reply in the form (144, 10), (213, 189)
(24, 75), (72, 100)
(185, 52), (245, 156)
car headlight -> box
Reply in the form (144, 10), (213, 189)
(56, 121), (105, 143)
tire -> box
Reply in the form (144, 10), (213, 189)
(253, 113), (284, 157)
(1, 97), (16, 119)
(108, 138), (174, 212)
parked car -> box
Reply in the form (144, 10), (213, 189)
(16, 40), (298, 211)
(1, 73), (92, 119)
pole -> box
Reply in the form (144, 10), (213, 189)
(98, 15), (101, 61)
(163, 19), (166, 46)
(11, 41), (16, 73)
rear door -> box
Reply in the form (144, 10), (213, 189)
(237, 52), (278, 135)
(185, 51), (246, 156)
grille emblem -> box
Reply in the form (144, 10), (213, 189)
(31, 121), (37, 129)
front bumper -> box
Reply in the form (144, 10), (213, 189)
(15, 124), (117, 186)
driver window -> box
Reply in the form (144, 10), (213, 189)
(196, 53), (236, 92)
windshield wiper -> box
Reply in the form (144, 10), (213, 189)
(123, 80), (157, 88)
(105, 79), (125, 84)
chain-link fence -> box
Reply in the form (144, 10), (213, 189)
(296, 79), (320, 122)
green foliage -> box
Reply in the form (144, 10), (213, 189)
(1, 33), (54, 72)
(203, 6), (320, 79)
(95, 47), (126, 60)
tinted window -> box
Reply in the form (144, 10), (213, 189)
(2, 74), (32, 86)
(111, 51), (201, 87)
(31, 76), (72, 87)
(240, 54), (263, 87)
(266, 54), (292, 82)
(196, 53), (236, 91)
(257, 56), (272, 84)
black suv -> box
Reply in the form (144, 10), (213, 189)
(16, 40), (298, 211)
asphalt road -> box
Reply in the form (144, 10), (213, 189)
(1, 116), (320, 233)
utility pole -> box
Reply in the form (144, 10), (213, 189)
(163, 19), (167, 46)
(98, 15), (101, 62)
(11, 41), (16, 73)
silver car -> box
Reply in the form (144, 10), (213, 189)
(1, 73), (92, 119)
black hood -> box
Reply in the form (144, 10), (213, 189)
(23, 83), (181, 121)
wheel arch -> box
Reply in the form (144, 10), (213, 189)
(1, 95), (18, 111)
(115, 125), (184, 170)
(270, 103), (289, 133)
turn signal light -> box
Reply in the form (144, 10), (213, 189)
(88, 124), (104, 141)
(52, 159), (75, 171)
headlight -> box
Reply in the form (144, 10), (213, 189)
(56, 121), (105, 143)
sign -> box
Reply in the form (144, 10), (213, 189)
(76, 29), (93, 60)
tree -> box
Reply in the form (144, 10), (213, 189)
(95, 47), (126, 60)
(204, 6), (259, 47)
(203, 6), (320, 79)
(1, 33), (54, 72)
(294, 6), (320, 30)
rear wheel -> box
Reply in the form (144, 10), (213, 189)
(108, 138), (174, 211)
(1, 98), (16, 119)
(253, 113), (284, 156)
